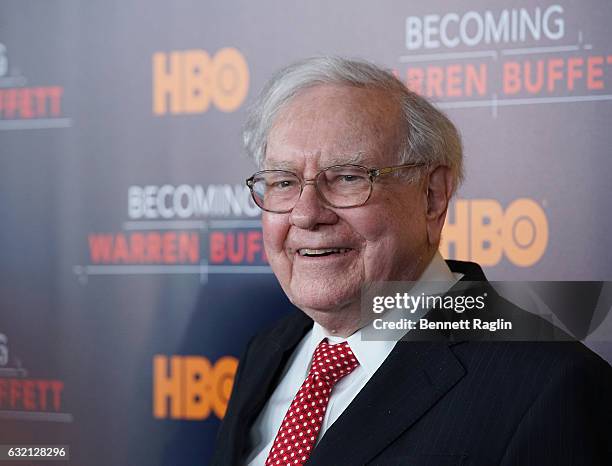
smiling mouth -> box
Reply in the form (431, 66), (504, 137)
(297, 248), (352, 257)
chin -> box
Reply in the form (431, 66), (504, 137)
(287, 278), (360, 313)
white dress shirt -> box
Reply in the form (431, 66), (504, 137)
(246, 252), (462, 465)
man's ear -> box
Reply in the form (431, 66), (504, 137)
(425, 165), (454, 246)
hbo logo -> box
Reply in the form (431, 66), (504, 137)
(153, 355), (238, 420)
(440, 198), (549, 267)
(153, 48), (249, 115)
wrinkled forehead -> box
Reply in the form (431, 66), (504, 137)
(264, 84), (404, 170)
(264, 151), (383, 171)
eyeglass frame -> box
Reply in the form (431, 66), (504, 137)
(245, 162), (428, 213)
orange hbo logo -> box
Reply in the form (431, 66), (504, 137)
(440, 198), (549, 267)
(153, 48), (249, 115)
(153, 355), (238, 420)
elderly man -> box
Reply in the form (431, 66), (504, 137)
(212, 57), (611, 466)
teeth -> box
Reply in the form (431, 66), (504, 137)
(298, 248), (350, 256)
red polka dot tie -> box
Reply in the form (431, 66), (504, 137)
(265, 338), (359, 466)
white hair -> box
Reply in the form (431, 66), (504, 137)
(243, 56), (463, 193)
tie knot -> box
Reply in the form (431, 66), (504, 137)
(309, 339), (359, 385)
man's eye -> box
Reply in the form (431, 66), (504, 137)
(336, 174), (365, 183)
(270, 179), (296, 189)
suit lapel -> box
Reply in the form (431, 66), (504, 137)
(229, 312), (313, 463)
(305, 261), (484, 464)
(230, 261), (484, 464)
(307, 341), (466, 465)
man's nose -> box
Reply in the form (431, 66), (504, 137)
(289, 182), (337, 230)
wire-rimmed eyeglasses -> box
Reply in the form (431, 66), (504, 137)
(245, 163), (426, 213)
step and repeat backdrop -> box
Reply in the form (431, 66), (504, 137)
(1, 0), (611, 464)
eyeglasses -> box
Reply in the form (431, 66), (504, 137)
(246, 162), (426, 213)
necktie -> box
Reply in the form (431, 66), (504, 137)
(265, 338), (359, 466)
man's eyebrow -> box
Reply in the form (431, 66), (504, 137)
(264, 160), (297, 170)
(324, 153), (372, 166)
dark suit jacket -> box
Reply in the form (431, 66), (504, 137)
(212, 261), (612, 465)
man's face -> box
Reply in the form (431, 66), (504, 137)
(262, 84), (432, 320)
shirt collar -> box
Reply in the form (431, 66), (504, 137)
(308, 252), (461, 377)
